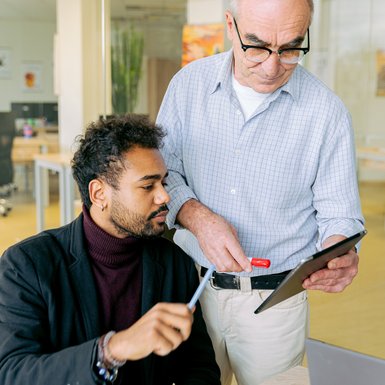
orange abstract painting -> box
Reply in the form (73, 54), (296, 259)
(182, 23), (224, 67)
(376, 50), (385, 97)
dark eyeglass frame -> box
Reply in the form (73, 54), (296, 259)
(233, 17), (310, 64)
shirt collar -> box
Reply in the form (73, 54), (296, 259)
(210, 49), (234, 95)
(211, 49), (302, 102)
(277, 65), (302, 102)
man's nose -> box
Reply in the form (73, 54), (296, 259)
(155, 186), (170, 205)
(260, 52), (282, 77)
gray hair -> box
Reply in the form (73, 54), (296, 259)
(228, 0), (314, 19)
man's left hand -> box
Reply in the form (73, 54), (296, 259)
(302, 234), (359, 293)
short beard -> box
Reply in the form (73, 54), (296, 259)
(110, 199), (165, 239)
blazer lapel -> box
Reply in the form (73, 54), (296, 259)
(141, 244), (164, 315)
(140, 243), (165, 385)
(68, 218), (101, 339)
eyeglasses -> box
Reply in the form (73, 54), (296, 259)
(233, 18), (310, 65)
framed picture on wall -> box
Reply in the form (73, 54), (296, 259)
(21, 62), (43, 92)
(0, 47), (12, 78)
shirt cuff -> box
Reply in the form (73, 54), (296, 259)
(317, 220), (365, 251)
(166, 186), (198, 230)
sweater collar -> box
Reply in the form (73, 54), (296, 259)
(82, 206), (143, 266)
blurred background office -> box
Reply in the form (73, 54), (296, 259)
(0, 0), (384, 376)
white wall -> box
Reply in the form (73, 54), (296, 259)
(0, 19), (57, 111)
(56, 0), (110, 152)
(330, 0), (385, 144)
(187, 0), (226, 24)
(327, 0), (385, 180)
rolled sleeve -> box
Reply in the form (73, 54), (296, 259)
(157, 76), (199, 229)
(165, 174), (198, 229)
(313, 110), (364, 248)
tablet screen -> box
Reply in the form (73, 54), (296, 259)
(254, 230), (367, 314)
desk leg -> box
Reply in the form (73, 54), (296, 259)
(64, 167), (75, 224)
(58, 168), (66, 226)
(40, 144), (49, 207)
(34, 162), (45, 233)
(41, 170), (49, 207)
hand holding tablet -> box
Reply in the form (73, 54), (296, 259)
(254, 230), (367, 314)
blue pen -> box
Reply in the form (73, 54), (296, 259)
(187, 258), (271, 310)
(187, 265), (215, 310)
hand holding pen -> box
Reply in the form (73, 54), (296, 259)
(188, 258), (271, 310)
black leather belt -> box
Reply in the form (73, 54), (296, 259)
(200, 266), (290, 290)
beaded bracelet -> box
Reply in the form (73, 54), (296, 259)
(96, 331), (126, 383)
(95, 360), (119, 383)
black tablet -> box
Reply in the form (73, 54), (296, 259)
(254, 230), (367, 314)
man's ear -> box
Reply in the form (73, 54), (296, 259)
(225, 11), (235, 42)
(89, 178), (107, 210)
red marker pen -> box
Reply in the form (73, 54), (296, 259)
(248, 258), (271, 268)
(188, 258), (271, 310)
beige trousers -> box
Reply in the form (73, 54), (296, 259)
(198, 269), (309, 385)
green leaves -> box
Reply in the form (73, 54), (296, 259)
(111, 23), (144, 114)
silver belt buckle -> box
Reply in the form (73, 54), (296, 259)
(232, 275), (240, 290)
(209, 272), (241, 290)
(209, 271), (221, 290)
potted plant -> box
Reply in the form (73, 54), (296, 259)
(111, 23), (144, 114)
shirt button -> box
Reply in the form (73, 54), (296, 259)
(230, 188), (236, 194)
(235, 149), (241, 155)
(236, 110), (242, 115)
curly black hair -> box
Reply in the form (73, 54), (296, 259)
(71, 114), (165, 209)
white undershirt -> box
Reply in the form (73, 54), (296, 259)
(232, 74), (271, 120)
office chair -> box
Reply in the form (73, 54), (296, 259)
(0, 112), (16, 216)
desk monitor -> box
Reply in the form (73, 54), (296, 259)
(42, 102), (58, 124)
(11, 102), (58, 124)
(0, 111), (16, 135)
(254, 230), (367, 314)
(306, 338), (385, 385)
(11, 102), (40, 119)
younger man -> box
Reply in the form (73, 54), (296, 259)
(0, 115), (220, 385)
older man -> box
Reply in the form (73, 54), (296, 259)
(157, 0), (364, 384)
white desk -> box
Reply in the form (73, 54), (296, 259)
(13, 135), (59, 162)
(13, 135), (59, 191)
(357, 147), (385, 166)
(260, 366), (310, 385)
(34, 153), (74, 232)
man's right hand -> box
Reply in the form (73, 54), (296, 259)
(177, 199), (252, 273)
(107, 303), (193, 361)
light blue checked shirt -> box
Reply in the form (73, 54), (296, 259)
(156, 49), (364, 276)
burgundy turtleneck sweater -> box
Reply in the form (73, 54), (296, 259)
(82, 206), (143, 332)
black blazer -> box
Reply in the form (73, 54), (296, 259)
(0, 215), (220, 385)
